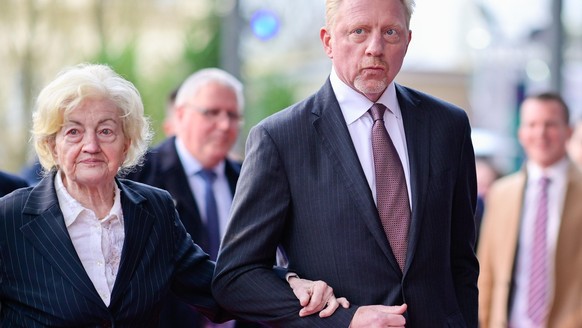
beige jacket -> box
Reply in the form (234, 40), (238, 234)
(478, 162), (582, 327)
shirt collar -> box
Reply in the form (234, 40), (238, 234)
(329, 67), (402, 125)
(54, 171), (123, 227)
(526, 157), (569, 182)
(174, 137), (225, 177)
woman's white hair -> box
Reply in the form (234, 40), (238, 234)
(31, 63), (152, 176)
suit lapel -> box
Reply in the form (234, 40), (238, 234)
(224, 158), (242, 195)
(159, 138), (196, 204)
(158, 139), (203, 238)
(20, 174), (105, 308)
(110, 180), (155, 304)
(396, 85), (430, 274)
(312, 80), (399, 270)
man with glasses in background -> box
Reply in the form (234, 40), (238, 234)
(125, 68), (248, 328)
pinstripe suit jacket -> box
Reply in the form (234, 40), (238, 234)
(0, 173), (227, 327)
(213, 80), (479, 327)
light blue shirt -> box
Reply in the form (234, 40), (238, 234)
(175, 137), (233, 239)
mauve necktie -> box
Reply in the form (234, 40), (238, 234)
(198, 169), (221, 261)
(527, 176), (550, 324)
(369, 103), (411, 271)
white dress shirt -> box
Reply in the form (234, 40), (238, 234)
(55, 172), (124, 306)
(329, 67), (412, 208)
(509, 158), (568, 328)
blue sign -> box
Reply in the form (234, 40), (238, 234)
(250, 9), (280, 41)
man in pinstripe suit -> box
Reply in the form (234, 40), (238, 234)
(213, 0), (479, 326)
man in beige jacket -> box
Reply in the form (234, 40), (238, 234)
(478, 92), (582, 327)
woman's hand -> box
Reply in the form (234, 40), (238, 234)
(288, 275), (350, 317)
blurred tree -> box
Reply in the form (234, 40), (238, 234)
(0, 0), (224, 173)
(0, 0), (42, 172)
(90, 0), (222, 145)
(0, 0), (300, 171)
(232, 73), (295, 158)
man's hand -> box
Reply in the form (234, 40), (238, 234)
(288, 276), (350, 317)
(349, 304), (407, 328)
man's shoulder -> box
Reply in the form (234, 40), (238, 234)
(118, 178), (174, 204)
(147, 137), (177, 160)
(124, 137), (178, 181)
(256, 84), (336, 136)
(488, 170), (524, 196)
(568, 162), (582, 183)
(264, 94), (318, 121)
(225, 157), (242, 172)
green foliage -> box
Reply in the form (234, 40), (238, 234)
(182, 14), (221, 72)
(245, 74), (295, 134)
(85, 9), (296, 150)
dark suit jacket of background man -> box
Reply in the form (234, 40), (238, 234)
(0, 174), (227, 327)
(213, 80), (479, 327)
(0, 170), (28, 197)
(125, 136), (256, 328)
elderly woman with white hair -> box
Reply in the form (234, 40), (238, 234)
(0, 63), (229, 327)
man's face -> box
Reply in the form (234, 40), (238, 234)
(320, 0), (411, 102)
(518, 98), (572, 168)
(176, 82), (240, 168)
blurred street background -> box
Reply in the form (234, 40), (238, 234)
(1, 0), (580, 176)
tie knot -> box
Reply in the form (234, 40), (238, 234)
(198, 169), (216, 185)
(369, 103), (387, 122)
(539, 176), (551, 188)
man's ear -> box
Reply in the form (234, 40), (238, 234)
(320, 27), (333, 59)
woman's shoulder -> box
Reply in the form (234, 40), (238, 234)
(0, 187), (34, 229)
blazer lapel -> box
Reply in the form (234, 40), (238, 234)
(225, 158), (242, 195)
(312, 80), (399, 271)
(19, 174), (105, 308)
(110, 180), (155, 304)
(159, 138), (197, 205)
(396, 85), (430, 274)
(158, 139), (204, 239)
